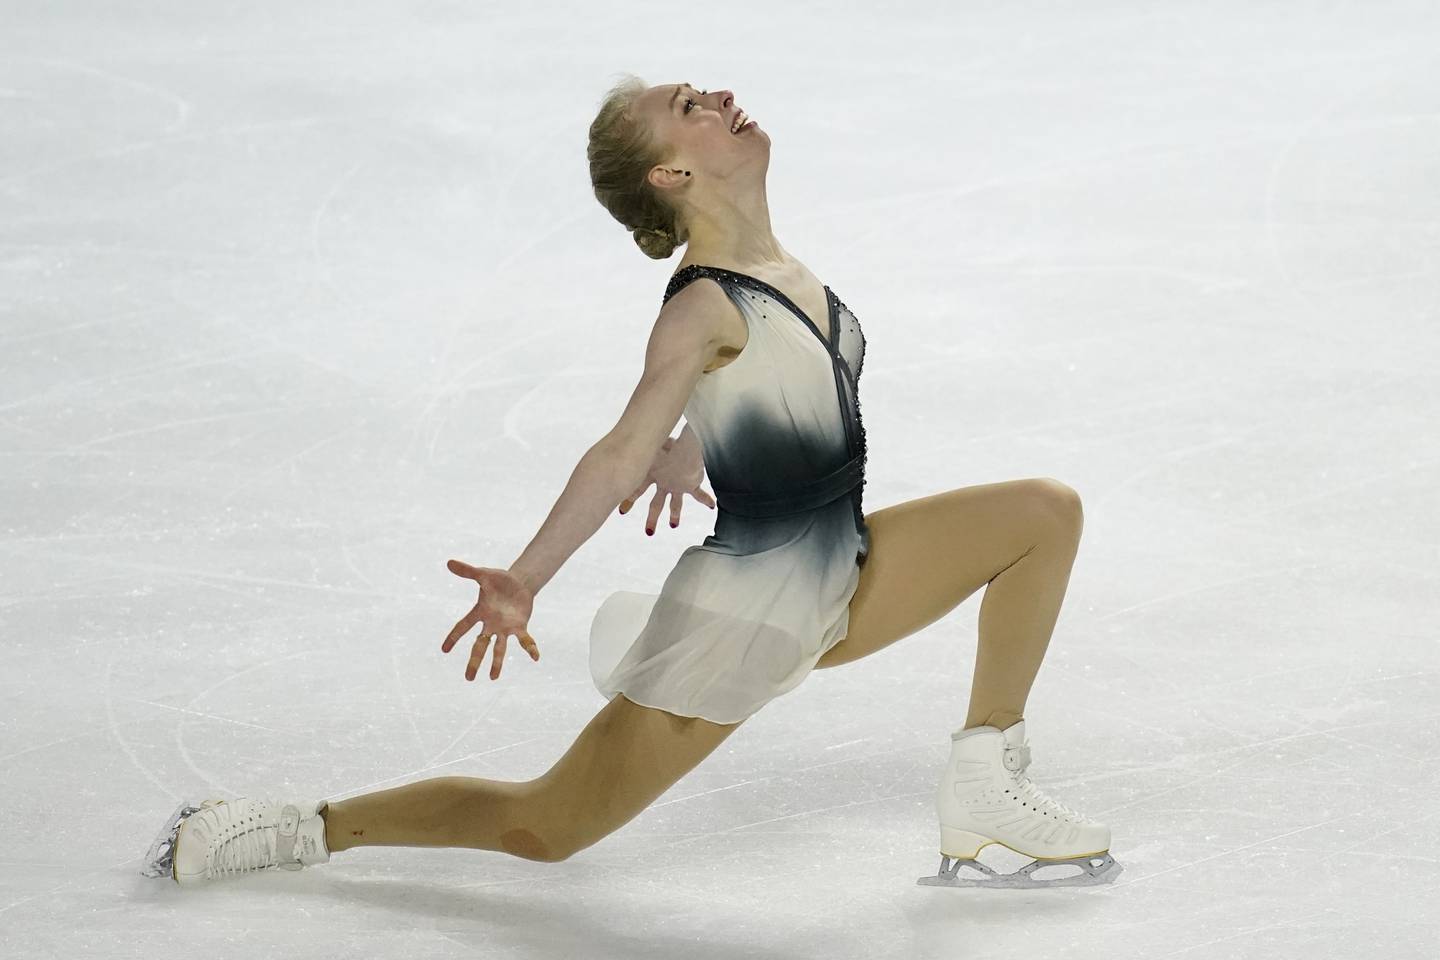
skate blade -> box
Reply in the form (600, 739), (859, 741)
(917, 850), (1123, 889)
(140, 799), (204, 880)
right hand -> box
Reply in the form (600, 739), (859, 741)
(620, 433), (714, 535)
(442, 560), (539, 681)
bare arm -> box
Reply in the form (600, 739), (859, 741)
(505, 281), (730, 596)
(504, 441), (632, 596)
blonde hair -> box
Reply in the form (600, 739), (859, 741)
(587, 73), (688, 260)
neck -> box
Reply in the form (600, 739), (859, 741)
(679, 178), (788, 270)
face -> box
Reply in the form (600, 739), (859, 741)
(639, 81), (767, 191)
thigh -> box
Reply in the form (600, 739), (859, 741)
(814, 477), (1081, 670)
(532, 692), (744, 859)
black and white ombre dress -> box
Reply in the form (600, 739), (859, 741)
(589, 265), (872, 724)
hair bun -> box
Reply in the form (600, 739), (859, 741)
(633, 224), (676, 259)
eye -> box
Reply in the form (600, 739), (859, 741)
(683, 90), (709, 115)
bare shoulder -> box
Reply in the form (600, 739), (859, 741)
(658, 271), (746, 369)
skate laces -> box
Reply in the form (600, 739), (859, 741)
(1004, 744), (1085, 822)
(207, 800), (283, 880)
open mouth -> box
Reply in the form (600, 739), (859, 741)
(731, 110), (755, 134)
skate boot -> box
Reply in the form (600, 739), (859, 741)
(918, 720), (1122, 889)
(140, 796), (331, 886)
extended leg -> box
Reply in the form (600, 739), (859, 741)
(322, 692), (743, 863)
(321, 776), (543, 858)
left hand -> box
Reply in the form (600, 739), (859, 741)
(441, 561), (539, 682)
(619, 432), (714, 535)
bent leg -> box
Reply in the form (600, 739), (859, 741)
(814, 478), (1083, 730)
(323, 693), (743, 862)
(967, 524), (1081, 730)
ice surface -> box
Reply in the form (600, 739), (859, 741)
(2, 1), (1438, 958)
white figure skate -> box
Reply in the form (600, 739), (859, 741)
(141, 796), (331, 885)
(918, 720), (1122, 889)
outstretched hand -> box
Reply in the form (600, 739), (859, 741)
(442, 560), (539, 681)
(620, 432), (714, 535)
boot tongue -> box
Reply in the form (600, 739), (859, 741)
(1001, 719), (1027, 747)
(296, 808), (330, 864)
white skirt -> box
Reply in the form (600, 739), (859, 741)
(589, 501), (865, 725)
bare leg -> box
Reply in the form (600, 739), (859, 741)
(814, 479), (1085, 734)
(963, 519), (1082, 731)
(321, 777), (548, 860)
(319, 692), (742, 863)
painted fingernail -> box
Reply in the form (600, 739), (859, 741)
(670, 521), (677, 527)
(646, 528), (653, 535)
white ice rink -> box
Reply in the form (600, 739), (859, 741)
(2, 1), (1437, 957)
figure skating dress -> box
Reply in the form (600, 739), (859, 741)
(589, 265), (872, 725)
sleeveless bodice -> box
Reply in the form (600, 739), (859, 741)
(663, 264), (871, 564)
(586, 263), (874, 724)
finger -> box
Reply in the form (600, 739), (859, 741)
(448, 558), (482, 580)
(490, 634), (508, 680)
(518, 632), (540, 661)
(466, 632), (493, 681)
(692, 486), (716, 509)
(646, 488), (665, 535)
(619, 481), (647, 514)
(442, 606), (481, 652)
(668, 491), (681, 528)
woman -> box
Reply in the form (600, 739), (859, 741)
(142, 75), (1121, 891)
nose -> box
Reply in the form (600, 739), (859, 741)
(716, 90), (734, 109)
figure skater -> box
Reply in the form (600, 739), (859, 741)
(142, 75), (1121, 891)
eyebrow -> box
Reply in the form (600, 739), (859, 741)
(669, 82), (695, 112)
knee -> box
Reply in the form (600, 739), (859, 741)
(545, 834), (592, 863)
(500, 825), (572, 863)
(1034, 478), (1083, 533)
(512, 780), (597, 863)
(490, 780), (578, 863)
(535, 824), (594, 863)
(532, 827), (601, 863)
